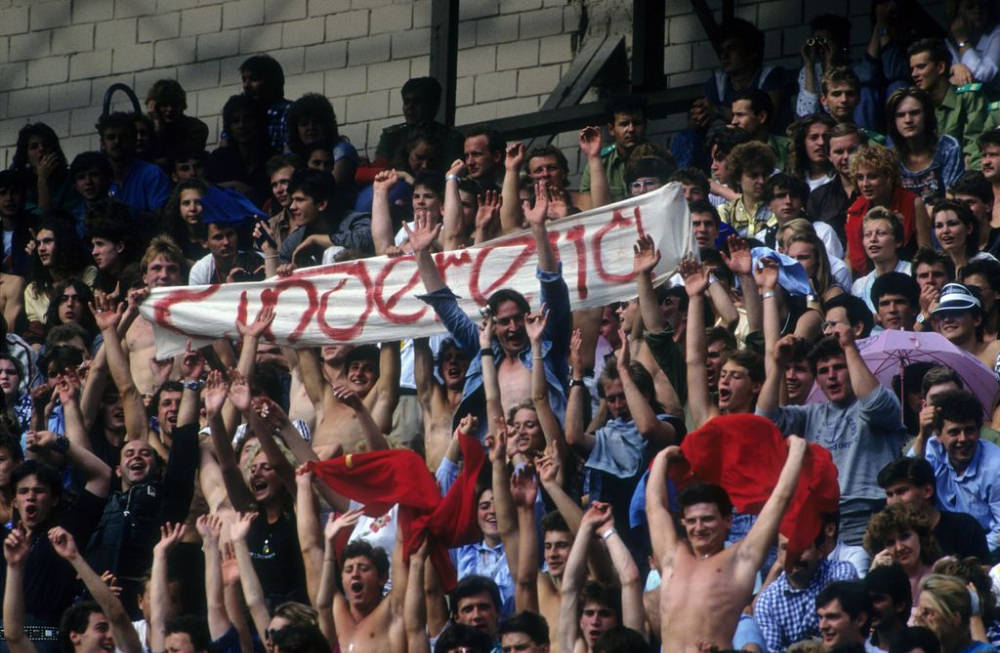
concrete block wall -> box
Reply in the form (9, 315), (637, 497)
(0, 0), (946, 176)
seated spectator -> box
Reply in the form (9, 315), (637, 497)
(68, 152), (113, 236)
(912, 387), (1000, 553)
(822, 293), (875, 341)
(950, 171), (999, 258)
(864, 563), (913, 651)
(0, 170), (34, 279)
(10, 122), (75, 213)
(851, 207), (911, 313)
(759, 173), (843, 261)
(718, 141), (777, 237)
(86, 208), (141, 296)
(787, 114), (837, 191)
(845, 144), (931, 274)
(754, 516), (858, 651)
(878, 456), (989, 561)
(913, 247), (956, 331)
(576, 96), (649, 208)
(498, 612), (549, 653)
(706, 125), (752, 206)
(670, 166), (710, 202)
(205, 94), (270, 205)
(945, 0), (1000, 90)
(375, 77), (464, 170)
(690, 199), (723, 250)
(625, 156), (672, 199)
(912, 574), (990, 653)
(98, 113), (170, 217)
(145, 79), (210, 167)
(187, 218), (263, 286)
(780, 221), (849, 299)
(168, 149), (206, 185)
(42, 279), (97, 350)
(908, 38), (988, 169)
(285, 93), (358, 201)
(731, 89), (791, 170)
(933, 199), (998, 277)
(929, 283), (1000, 373)
(236, 54), (292, 155)
(163, 179), (211, 264)
(807, 122), (866, 245)
(887, 87), (964, 205)
(960, 258), (1000, 342)
(979, 130), (1000, 227)
(463, 127), (505, 194)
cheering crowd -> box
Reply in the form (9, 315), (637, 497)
(4, 1), (1000, 652)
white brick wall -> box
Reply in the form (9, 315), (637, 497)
(0, 0), (948, 171)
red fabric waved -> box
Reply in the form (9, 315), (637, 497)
(669, 414), (840, 561)
(307, 431), (485, 591)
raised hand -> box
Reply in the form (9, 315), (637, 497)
(196, 513), (224, 549)
(678, 257), (710, 297)
(485, 415), (509, 464)
(478, 314), (495, 350)
(615, 327), (630, 369)
(509, 465), (539, 507)
(228, 369), (252, 412)
(154, 522), (187, 556)
(25, 430), (57, 452)
(446, 159), (466, 179)
(456, 414), (478, 438)
(252, 396), (290, 432)
(54, 372), (79, 406)
(325, 507), (364, 542)
(578, 126), (603, 159)
(229, 512), (257, 542)
(89, 292), (124, 332)
(546, 185), (568, 220)
(403, 210), (442, 254)
(203, 370), (229, 417)
(126, 286), (150, 315)
(773, 334), (801, 367)
(524, 181), (549, 228)
(536, 453), (560, 486)
(3, 527), (29, 567)
(179, 342), (206, 382)
(752, 256), (779, 292)
(581, 501), (614, 531)
(632, 234), (660, 275)
(237, 304), (276, 339)
(475, 190), (501, 231)
(48, 526), (79, 561)
(525, 304), (549, 345)
(332, 385), (363, 410)
(505, 142), (525, 171)
(828, 322), (855, 350)
(100, 571), (123, 597)
(721, 235), (752, 276)
(569, 328), (584, 377)
(373, 169), (400, 193)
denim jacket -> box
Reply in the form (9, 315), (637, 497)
(418, 265), (571, 436)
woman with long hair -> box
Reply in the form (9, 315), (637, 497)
(23, 212), (94, 343)
(887, 86), (964, 203)
(781, 229), (844, 301)
(285, 93), (359, 194)
(86, 204), (142, 295)
(786, 114), (837, 191)
(9, 123), (74, 212)
(933, 199), (998, 275)
(163, 178), (211, 265)
(42, 279), (98, 349)
(914, 573), (995, 653)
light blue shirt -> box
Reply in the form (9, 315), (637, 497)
(453, 539), (515, 618)
(920, 437), (1000, 551)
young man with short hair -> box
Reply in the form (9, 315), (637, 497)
(576, 97), (649, 207)
(908, 38), (988, 168)
(979, 130), (1000, 227)
(670, 167), (710, 203)
(877, 455), (988, 560)
(689, 199), (722, 249)
(464, 127), (505, 193)
(730, 89), (790, 170)
(96, 113), (170, 214)
(864, 563), (912, 651)
(911, 387), (1000, 553)
(68, 152), (113, 232)
(499, 611), (549, 653)
(815, 580), (873, 650)
(237, 55), (291, 154)
(822, 294), (874, 340)
(807, 122), (866, 244)
(188, 220), (263, 285)
(870, 272), (919, 332)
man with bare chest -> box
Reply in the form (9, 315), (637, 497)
(415, 337), (470, 470)
(409, 188), (570, 438)
(645, 437), (807, 652)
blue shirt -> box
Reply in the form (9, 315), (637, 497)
(755, 559), (858, 652)
(109, 159), (170, 213)
(921, 437), (1000, 551)
(453, 539), (515, 618)
(418, 265), (572, 438)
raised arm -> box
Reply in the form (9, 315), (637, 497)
(558, 498), (594, 653)
(681, 259), (715, 427)
(203, 371), (254, 511)
(616, 328), (676, 447)
(91, 294), (148, 441)
(441, 160), (468, 251)
(527, 306), (566, 453)
(479, 317), (504, 428)
(3, 529), (37, 653)
(294, 466), (324, 605)
(176, 347), (205, 429)
(224, 305), (275, 433)
(371, 169), (401, 255)
(404, 540), (431, 653)
(472, 190), (501, 245)
(150, 523), (187, 653)
(833, 323), (880, 400)
(585, 503), (645, 639)
(754, 257), (785, 415)
(406, 210), (446, 293)
(580, 126), (612, 208)
(634, 235), (666, 332)
(368, 341), (400, 434)
(229, 512), (271, 643)
(723, 237), (763, 333)
(524, 181), (557, 273)
(194, 515), (232, 641)
(500, 143), (526, 234)
(334, 385), (389, 451)
(646, 446), (683, 570)
(738, 435), (807, 573)
(316, 508), (363, 645)
(510, 466), (540, 613)
(294, 347), (326, 409)
(564, 329), (596, 451)
(486, 416), (519, 575)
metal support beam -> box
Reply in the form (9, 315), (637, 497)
(689, 0), (723, 57)
(631, 0), (665, 93)
(429, 0), (458, 127)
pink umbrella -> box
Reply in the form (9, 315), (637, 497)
(806, 330), (1000, 415)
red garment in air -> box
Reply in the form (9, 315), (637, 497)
(307, 431), (485, 591)
(669, 414), (840, 561)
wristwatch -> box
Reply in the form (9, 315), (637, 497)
(184, 379), (205, 391)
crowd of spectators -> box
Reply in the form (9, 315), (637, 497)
(4, 2), (1000, 653)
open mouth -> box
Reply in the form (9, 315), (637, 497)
(251, 478), (269, 494)
(718, 387), (732, 403)
(350, 580), (364, 594)
(23, 504), (37, 519)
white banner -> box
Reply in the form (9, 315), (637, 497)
(141, 183), (691, 357)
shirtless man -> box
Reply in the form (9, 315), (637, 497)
(124, 236), (187, 397)
(296, 342), (399, 458)
(415, 337), (469, 470)
(318, 509), (407, 653)
(645, 436), (807, 652)
(411, 185), (571, 433)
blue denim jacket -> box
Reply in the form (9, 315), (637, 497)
(418, 265), (571, 436)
